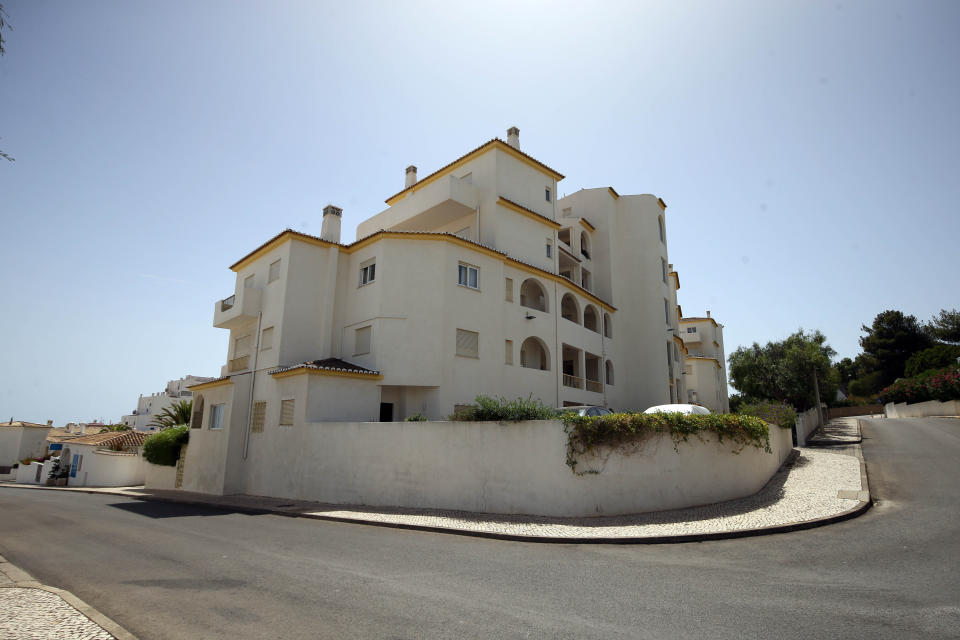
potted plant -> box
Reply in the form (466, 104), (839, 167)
(45, 458), (61, 486)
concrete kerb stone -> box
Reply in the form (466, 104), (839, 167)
(0, 447), (874, 544)
(0, 554), (137, 640)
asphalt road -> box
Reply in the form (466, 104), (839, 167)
(1, 417), (958, 639)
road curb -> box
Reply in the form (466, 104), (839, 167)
(2, 454), (874, 544)
(0, 555), (138, 640)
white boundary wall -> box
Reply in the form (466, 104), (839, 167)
(145, 463), (177, 490)
(794, 406), (822, 446)
(233, 419), (793, 517)
(885, 400), (960, 419)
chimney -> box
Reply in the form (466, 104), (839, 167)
(507, 126), (520, 149)
(47, 420), (53, 427)
(706, 310), (711, 318)
(321, 204), (342, 244)
(405, 165), (418, 188)
(80, 423), (87, 434)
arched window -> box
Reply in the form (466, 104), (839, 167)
(520, 337), (550, 371)
(658, 216), (665, 243)
(519, 278), (548, 313)
(191, 394), (205, 429)
(561, 294), (580, 324)
(603, 313), (613, 339)
(583, 305), (599, 332)
(580, 231), (591, 259)
(605, 360), (615, 385)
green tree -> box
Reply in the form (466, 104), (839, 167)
(859, 310), (933, 388)
(728, 329), (838, 410)
(927, 308), (960, 345)
(147, 400), (193, 430)
(905, 344), (960, 377)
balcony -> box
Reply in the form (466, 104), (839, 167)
(357, 175), (478, 237)
(213, 287), (262, 330)
(585, 379), (603, 393)
(563, 374), (583, 389)
(228, 355), (250, 373)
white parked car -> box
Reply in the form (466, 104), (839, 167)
(559, 405), (614, 417)
(642, 403), (711, 415)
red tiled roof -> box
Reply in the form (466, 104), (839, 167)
(62, 430), (150, 449)
(269, 358), (381, 377)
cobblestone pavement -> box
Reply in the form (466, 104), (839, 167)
(807, 417), (864, 444)
(0, 555), (121, 640)
(2, 443), (867, 542)
(0, 588), (113, 640)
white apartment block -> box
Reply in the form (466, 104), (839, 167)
(121, 375), (214, 431)
(679, 312), (731, 413)
(186, 128), (719, 493)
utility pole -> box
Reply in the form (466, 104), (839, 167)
(812, 368), (823, 428)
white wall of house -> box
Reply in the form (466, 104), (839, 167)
(193, 418), (793, 516)
(0, 426), (52, 466)
(15, 460), (54, 484)
(64, 444), (146, 487)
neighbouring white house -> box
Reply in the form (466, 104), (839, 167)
(679, 312), (730, 413)
(121, 375), (214, 431)
(0, 420), (54, 470)
(52, 430), (150, 487)
(178, 127), (725, 497)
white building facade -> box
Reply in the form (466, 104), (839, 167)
(121, 375), (214, 431)
(679, 312), (730, 413)
(184, 129), (720, 495)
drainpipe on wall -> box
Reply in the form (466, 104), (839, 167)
(554, 280), (561, 409)
(242, 311), (263, 461)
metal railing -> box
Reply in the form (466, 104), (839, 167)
(220, 295), (236, 312)
(563, 374), (583, 389)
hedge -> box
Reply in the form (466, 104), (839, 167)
(878, 366), (960, 404)
(142, 426), (190, 466)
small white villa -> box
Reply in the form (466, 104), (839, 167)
(181, 128), (729, 497)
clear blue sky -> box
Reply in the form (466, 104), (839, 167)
(1, 1), (957, 424)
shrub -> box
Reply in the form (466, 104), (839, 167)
(905, 344), (960, 378)
(562, 411), (771, 473)
(404, 412), (428, 422)
(738, 400), (797, 429)
(142, 425), (190, 466)
(451, 395), (559, 421)
(878, 365), (960, 404)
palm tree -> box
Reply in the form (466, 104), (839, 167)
(148, 400), (193, 430)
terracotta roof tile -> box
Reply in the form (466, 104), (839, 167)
(269, 358), (381, 377)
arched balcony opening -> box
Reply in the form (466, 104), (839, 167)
(561, 294), (580, 324)
(580, 231), (591, 260)
(520, 278), (549, 313)
(583, 305), (600, 332)
(603, 313), (613, 339)
(520, 337), (550, 371)
(190, 394), (205, 429)
(605, 360), (615, 385)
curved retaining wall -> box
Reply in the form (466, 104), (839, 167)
(233, 420), (794, 517)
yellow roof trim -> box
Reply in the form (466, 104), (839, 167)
(679, 316), (719, 328)
(497, 197), (562, 230)
(669, 271), (679, 289)
(231, 231), (340, 272)
(688, 356), (722, 369)
(189, 378), (233, 391)
(578, 218), (596, 232)
(672, 335), (685, 345)
(270, 367), (383, 381)
(713, 340), (720, 347)
(607, 187), (620, 200)
(657, 197), (667, 211)
(385, 139), (564, 206)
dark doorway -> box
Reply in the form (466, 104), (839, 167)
(379, 402), (394, 422)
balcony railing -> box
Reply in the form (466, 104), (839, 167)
(563, 374), (583, 389)
(228, 355), (249, 373)
(585, 379), (603, 393)
(220, 295), (236, 312)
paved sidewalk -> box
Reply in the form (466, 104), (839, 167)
(0, 554), (135, 640)
(806, 416), (864, 446)
(1, 442), (870, 543)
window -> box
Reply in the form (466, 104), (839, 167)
(244, 274), (255, 288)
(280, 399), (295, 426)
(664, 299), (670, 324)
(658, 216), (665, 243)
(545, 187), (551, 202)
(546, 240), (552, 258)
(234, 334), (251, 357)
(686, 327), (696, 333)
(505, 340), (513, 365)
(251, 401), (266, 433)
(505, 277), (513, 302)
(360, 259), (376, 286)
(209, 404), (224, 430)
(458, 263), (479, 289)
(354, 326), (372, 355)
(662, 259), (668, 283)
(606, 360), (615, 385)
(456, 329), (479, 358)
(603, 313), (612, 339)
(261, 326), (274, 351)
(268, 259), (281, 283)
